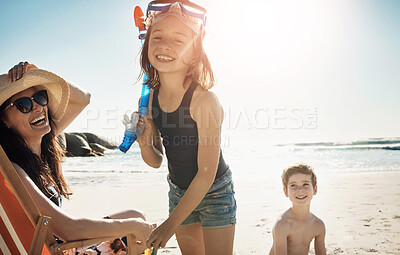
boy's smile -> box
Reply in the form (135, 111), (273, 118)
(295, 194), (307, 200)
(284, 173), (317, 205)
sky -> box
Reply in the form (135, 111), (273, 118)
(1, 0), (399, 144)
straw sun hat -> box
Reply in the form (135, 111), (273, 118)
(0, 69), (70, 122)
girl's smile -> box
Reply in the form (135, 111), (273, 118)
(156, 54), (175, 62)
(148, 16), (195, 74)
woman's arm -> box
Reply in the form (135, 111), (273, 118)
(146, 91), (223, 249)
(53, 81), (91, 135)
(12, 163), (153, 242)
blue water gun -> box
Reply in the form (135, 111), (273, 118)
(118, 6), (150, 153)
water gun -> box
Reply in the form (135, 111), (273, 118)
(118, 6), (151, 153)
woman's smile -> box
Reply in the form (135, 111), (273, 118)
(29, 112), (48, 127)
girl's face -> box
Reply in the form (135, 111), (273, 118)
(2, 87), (51, 144)
(148, 16), (195, 75)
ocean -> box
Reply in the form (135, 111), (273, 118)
(62, 136), (400, 187)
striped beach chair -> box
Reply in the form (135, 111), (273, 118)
(0, 145), (141, 255)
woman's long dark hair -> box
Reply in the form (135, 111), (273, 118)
(140, 26), (215, 90)
(0, 100), (71, 199)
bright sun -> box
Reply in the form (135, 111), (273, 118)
(201, 0), (343, 105)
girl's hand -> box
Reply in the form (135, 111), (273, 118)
(137, 115), (153, 147)
(145, 219), (176, 249)
(8, 61), (38, 82)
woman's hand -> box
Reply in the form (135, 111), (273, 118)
(146, 219), (177, 249)
(123, 219), (156, 255)
(135, 220), (156, 244)
(8, 61), (38, 82)
(137, 115), (153, 147)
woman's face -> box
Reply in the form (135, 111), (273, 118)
(2, 87), (51, 144)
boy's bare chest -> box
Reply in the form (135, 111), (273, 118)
(287, 221), (317, 254)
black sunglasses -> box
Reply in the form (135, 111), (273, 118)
(5, 90), (48, 113)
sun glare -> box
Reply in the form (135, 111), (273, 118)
(202, 0), (345, 105)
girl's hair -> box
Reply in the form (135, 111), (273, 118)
(140, 25), (215, 90)
(0, 100), (71, 199)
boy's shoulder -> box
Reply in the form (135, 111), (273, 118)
(274, 210), (325, 230)
(273, 209), (293, 232)
(310, 212), (326, 230)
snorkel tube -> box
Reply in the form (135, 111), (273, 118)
(118, 6), (151, 153)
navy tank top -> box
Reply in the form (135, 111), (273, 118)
(152, 82), (229, 189)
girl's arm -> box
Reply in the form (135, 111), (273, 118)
(146, 91), (223, 249)
(12, 163), (153, 242)
(137, 116), (163, 168)
(314, 220), (326, 255)
(137, 90), (163, 168)
(53, 81), (91, 135)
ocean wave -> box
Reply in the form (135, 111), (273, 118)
(311, 146), (400, 151)
(277, 138), (400, 151)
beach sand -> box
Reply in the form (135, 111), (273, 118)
(63, 172), (400, 254)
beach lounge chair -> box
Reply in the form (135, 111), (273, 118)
(0, 145), (140, 255)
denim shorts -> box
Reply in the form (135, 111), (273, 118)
(168, 169), (237, 229)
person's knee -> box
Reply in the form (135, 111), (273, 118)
(124, 209), (146, 220)
(106, 209), (146, 220)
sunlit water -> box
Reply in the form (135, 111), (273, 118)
(63, 135), (400, 187)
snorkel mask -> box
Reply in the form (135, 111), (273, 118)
(145, 0), (207, 34)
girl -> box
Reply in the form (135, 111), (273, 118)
(0, 62), (153, 254)
(136, 1), (236, 254)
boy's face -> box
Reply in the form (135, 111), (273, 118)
(284, 173), (317, 205)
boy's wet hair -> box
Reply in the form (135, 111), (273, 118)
(282, 163), (317, 188)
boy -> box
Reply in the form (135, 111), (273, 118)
(269, 164), (326, 255)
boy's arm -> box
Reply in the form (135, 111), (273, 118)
(314, 220), (327, 255)
(272, 222), (288, 255)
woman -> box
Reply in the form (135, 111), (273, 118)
(0, 62), (153, 254)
